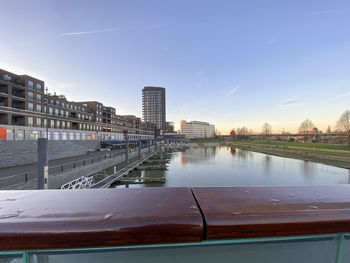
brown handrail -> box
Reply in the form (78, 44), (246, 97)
(1, 185), (350, 250)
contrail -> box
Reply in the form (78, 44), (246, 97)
(61, 27), (120, 36)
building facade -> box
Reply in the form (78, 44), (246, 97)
(166, 121), (175, 133)
(0, 68), (155, 140)
(142, 86), (166, 136)
(180, 120), (215, 138)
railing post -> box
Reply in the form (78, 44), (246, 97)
(125, 134), (129, 166)
(138, 138), (141, 159)
(37, 138), (48, 190)
(83, 160), (85, 166)
(61, 165), (64, 172)
(148, 139), (151, 154)
(25, 174), (28, 182)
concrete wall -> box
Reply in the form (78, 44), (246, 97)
(0, 140), (101, 168)
(9, 146), (155, 190)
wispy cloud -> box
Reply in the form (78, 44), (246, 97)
(322, 91), (350, 103)
(281, 99), (298, 106)
(61, 27), (120, 36)
(226, 85), (239, 97)
(309, 9), (348, 15)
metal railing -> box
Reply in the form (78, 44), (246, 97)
(0, 150), (125, 188)
(60, 176), (94, 189)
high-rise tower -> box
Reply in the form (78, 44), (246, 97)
(142, 86), (166, 136)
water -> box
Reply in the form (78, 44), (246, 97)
(115, 146), (350, 188)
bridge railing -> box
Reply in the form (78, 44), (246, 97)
(0, 150), (125, 189)
(1, 185), (350, 262)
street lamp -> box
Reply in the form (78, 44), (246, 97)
(37, 87), (49, 189)
(45, 87), (49, 138)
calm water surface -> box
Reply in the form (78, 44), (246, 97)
(115, 146), (350, 188)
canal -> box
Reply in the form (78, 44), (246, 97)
(114, 146), (350, 188)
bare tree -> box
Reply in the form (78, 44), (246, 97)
(298, 119), (314, 143)
(336, 110), (350, 146)
(238, 126), (249, 135)
(261, 123), (272, 138)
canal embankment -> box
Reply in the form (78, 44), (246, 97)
(5, 146), (156, 190)
(228, 141), (350, 169)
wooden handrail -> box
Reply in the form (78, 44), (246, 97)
(1, 185), (350, 250)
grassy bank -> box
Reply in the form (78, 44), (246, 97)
(228, 140), (350, 169)
(190, 137), (225, 143)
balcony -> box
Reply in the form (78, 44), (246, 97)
(12, 99), (25, 110)
(0, 83), (8, 96)
(0, 113), (8, 124)
(0, 97), (8, 107)
(11, 115), (25, 126)
(12, 89), (25, 99)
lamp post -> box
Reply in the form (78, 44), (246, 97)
(45, 87), (48, 137)
(37, 87), (49, 189)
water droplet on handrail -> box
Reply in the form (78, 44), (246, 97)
(231, 212), (242, 215)
(104, 213), (114, 220)
(269, 199), (280, 202)
(308, 206), (318, 210)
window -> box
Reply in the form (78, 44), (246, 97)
(28, 91), (34, 101)
(44, 106), (47, 113)
(28, 102), (34, 111)
(44, 119), (47, 128)
(55, 108), (59, 116)
(37, 83), (42, 92)
(36, 104), (41, 112)
(67, 122), (70, 129)
(66, 111), (69, 117)
(28, 117), (34, 126)
(3, 74), (12, 82)
(62, 121), (66, 129)
(56, 120), (60, 128)
(37, 94), (42, 102)
(62, 102), (65, 108)
(61, 109), (64, 116)
(28, 80), (34, 90)
(49, 107), (53, 115)
(50, 120), (55, 128)
(36, 118), (41, 127)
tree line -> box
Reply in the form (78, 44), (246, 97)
(230, 110), (350, 146)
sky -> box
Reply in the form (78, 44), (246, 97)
(1, 0), (350, 134)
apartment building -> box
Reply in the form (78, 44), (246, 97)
(0, 68), (155, 137)
(180, 120), (215, 138)
(142, 86), (166, 135)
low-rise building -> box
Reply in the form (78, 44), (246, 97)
(0, 68), (155, 139)
(180, 120), (215, 138)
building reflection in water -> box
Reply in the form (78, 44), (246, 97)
(234, 148), (254, 159)
(180, 147), (217, 166)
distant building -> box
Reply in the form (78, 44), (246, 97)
(180, 120), (215, 138)
(166, 121), (175, 133)
(142, 86), (166, 136)
(0, 68), (155, 140)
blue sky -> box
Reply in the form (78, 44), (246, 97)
(1, 0), (350, 134)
